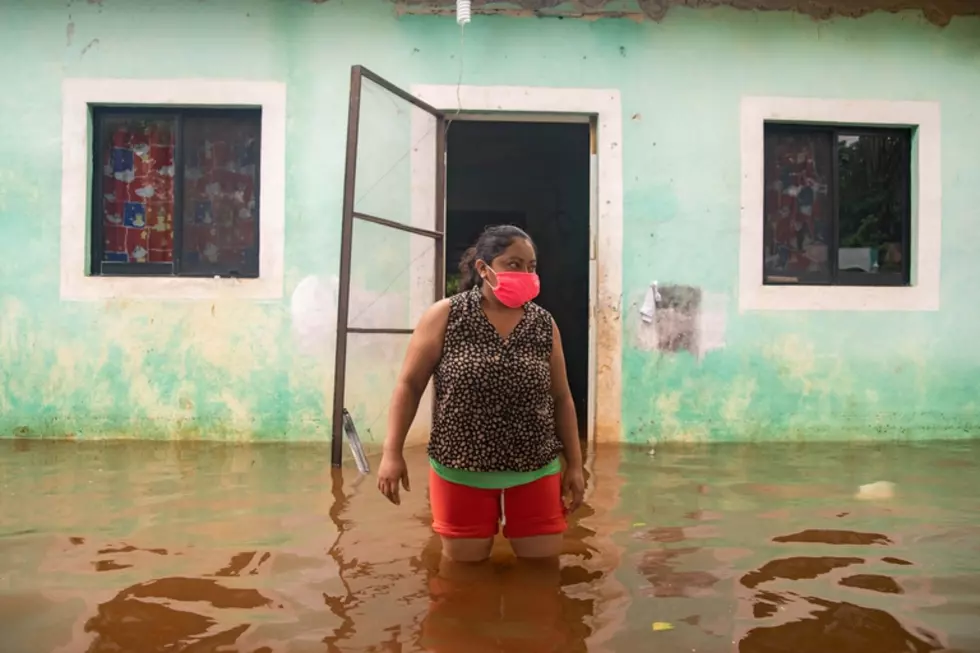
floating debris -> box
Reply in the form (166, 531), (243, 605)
(856, 481), (895, 501)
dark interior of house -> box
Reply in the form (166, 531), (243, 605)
(445, 121), (591, 426)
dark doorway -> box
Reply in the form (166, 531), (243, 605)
(446, 121), (591, 429)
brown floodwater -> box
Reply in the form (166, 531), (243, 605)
(1, 439), (978, 653)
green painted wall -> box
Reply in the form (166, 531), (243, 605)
(0, 0), (977, 442)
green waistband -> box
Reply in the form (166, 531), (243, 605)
(429, 457), (561, 490)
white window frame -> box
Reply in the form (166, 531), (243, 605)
(739, 96), (942, 312)
(60, 78), (286, 301)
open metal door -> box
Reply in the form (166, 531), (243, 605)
(331, 66), (446, 467)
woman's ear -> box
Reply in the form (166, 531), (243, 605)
(478, 260), (498, 288)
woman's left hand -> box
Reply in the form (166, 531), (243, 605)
(562, 466), (586, 515)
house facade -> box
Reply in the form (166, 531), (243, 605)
(1, 0), (977, 446)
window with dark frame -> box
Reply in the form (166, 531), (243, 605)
(763, 124), (912, 287)
(90, 107), (261, 278)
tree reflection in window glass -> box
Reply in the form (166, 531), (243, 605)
(837, 132), (908, 278)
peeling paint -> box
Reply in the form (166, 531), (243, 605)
(721, 376), (757, 424)
(393, 0), (980, 26)
(763, 334), (817, 394)
(0, 294), (292, 439)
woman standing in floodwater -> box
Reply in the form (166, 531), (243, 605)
(377, 225), (585, 562)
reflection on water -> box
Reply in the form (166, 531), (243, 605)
(1, 440), (978, 652)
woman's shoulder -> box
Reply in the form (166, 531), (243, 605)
(431, 297), (454, 314)
(525, 301), (555, 328)
(449, 288), (472, 304)
(448, 287), (481, 312)
(432, 291), (476, 326)
(425, 291), (471, 313)
(416, 298), (453, 332)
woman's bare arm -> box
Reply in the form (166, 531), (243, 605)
(382, 299), (451, 457)
(550, 320), (582, 470)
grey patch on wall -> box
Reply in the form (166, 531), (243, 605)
(632, 286), (728, 360)
(654, 285), (701, 354)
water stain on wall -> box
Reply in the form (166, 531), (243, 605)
(0, 295), (290, 439)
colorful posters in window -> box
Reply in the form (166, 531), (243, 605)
(181, 117), (259, 273)
(101, 119), (175, 264)
(763, 131), (831, 282)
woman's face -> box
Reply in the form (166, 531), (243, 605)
(481, 238), (537, 281)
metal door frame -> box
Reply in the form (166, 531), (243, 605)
(331, 65), (447, 467)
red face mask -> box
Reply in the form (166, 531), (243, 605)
(483, 265), (540, 308)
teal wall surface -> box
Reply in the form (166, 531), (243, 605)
(1, 0), (978, 442)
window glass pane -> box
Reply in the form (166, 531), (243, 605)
(837, 132), (909, 278)
(181, 112), (261, 276)
(353, 76), (438, 230)
(763, 130), (833, 284)
(99, 117), (176, 264)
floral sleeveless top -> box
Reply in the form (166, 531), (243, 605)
(428, 287), (562, 473)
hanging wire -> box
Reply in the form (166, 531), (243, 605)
(355, 16), (467, 209)
(348, 14), (468, 331)
(451, 21), (466, 126)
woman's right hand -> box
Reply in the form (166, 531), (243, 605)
(377, 452), (411, 505)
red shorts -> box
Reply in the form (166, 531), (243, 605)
(429, 468), (567, 539)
